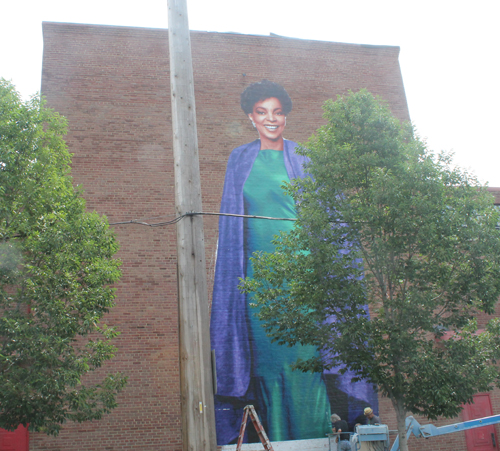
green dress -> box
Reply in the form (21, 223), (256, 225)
(243, 149), (331, 441)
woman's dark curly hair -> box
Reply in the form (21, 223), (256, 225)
(240, 80), (293, 115)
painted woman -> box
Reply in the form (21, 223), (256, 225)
(210, 80), (376, 445)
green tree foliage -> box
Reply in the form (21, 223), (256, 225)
(0, 79), (126, 435)
(241, 90), (500, 451)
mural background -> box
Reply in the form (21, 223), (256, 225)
(36, 23), (410, 450)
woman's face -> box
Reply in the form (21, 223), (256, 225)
(248, 97), (286, 143)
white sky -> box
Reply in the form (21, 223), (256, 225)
(1, 0), (499, 186)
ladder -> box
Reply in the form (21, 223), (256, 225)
(236, 405), (275, 451)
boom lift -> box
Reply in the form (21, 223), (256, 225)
(349, 414), (500, 451)
(390, 414), (500, 451)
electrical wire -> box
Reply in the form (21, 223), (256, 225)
(188, 212), (296, 221)
(108, 211), (297, 227)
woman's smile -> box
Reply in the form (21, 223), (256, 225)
(248, 97), (286, 149)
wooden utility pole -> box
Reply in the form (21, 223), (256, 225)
(167, 1), (217, 450)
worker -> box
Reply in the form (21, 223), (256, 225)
(331, 414), (351, 451)
(363, 407), (381, 425)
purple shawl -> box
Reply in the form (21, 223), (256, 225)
(210, 139), (308, 397)
(210, 139), (378, 444)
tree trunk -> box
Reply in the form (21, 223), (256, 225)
(393, 398), (409, 451)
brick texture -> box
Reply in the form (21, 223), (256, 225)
(36, 21), (500, 451)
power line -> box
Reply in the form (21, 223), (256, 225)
(108, 211), (297, 228)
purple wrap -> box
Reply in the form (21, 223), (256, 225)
(210, 139), (308, 397)
(210, 139), (377, 444)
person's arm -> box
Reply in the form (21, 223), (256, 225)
(331, 426), (340, 442)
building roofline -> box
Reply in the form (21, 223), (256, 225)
(41, 21), (401, 51)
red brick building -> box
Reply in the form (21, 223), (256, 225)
(30, 21), (500, 451)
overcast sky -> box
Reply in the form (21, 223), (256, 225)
(1, 0), (499, 185)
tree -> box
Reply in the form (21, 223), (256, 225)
(0, 79), (126, 435)
(241, 89), (500, 451)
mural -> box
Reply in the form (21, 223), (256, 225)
(210, 80), (377, 445)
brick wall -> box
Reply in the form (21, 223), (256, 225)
(36, 21), (499, 451)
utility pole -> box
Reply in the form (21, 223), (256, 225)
(167, 1), (217, 449)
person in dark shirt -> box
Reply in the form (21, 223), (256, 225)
(331, 414), (351, 450)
